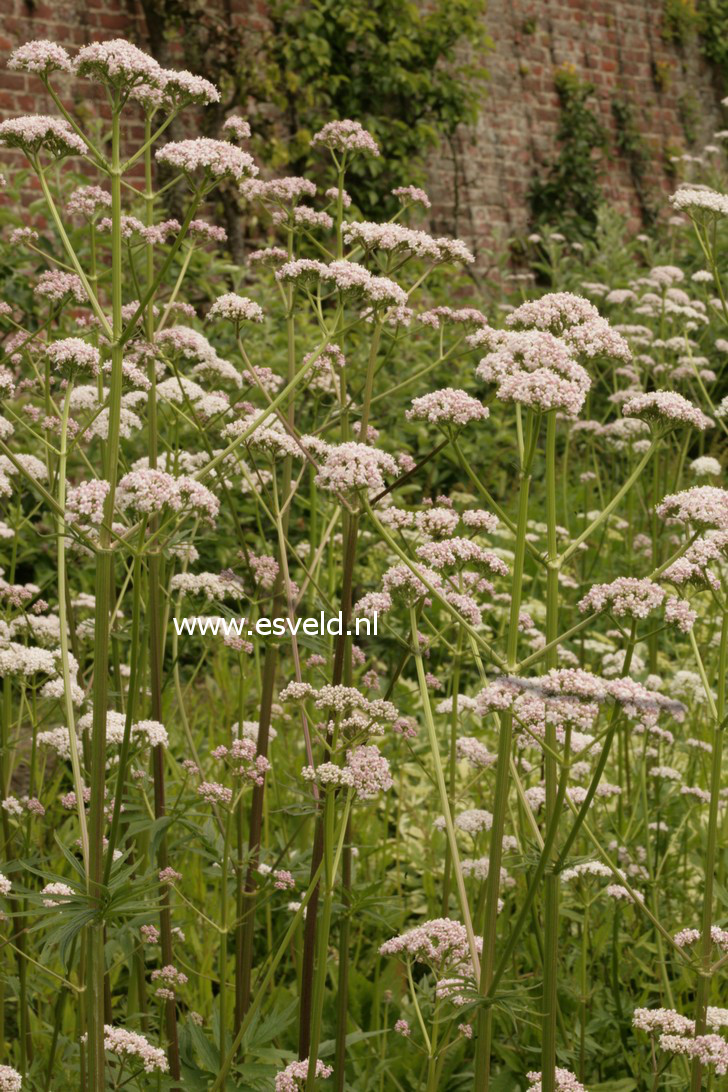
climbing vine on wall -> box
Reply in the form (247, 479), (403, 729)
(529, 64), (609, 237)
(138, 0), (491, 234)
(611, 96), (658, 226)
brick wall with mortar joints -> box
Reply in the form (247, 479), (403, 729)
(426, 0), (725, 267)
(0, 0), (724, 269)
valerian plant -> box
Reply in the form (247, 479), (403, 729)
(0, 33), (724, 1092)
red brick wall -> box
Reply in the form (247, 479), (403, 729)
(0, 0), (723, 264)
(430, 0), (724, 264)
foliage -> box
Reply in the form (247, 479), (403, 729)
(529, 64), (609, 238)
(0, 32), (728, 1092)
(611, 96), (658, 226)
(139, 0), (491, 225)
(257, 0), (491, 217)
(697, 0), (728, 90)
(661, 0), (700, 44)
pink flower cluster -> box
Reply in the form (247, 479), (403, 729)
(392, 185), (431, 208)
(622, 390), (712, 431)
(197, 781), (233, 806)
(222, 116), (251, 141)
(474, 328), (591, 417)
(526, 1069), (586, 1092)
(343, 221), (474, 264)
(207, 293), (264, 324)
(66, 479), (110, 527)
(657, 486), (728, 531)
(311, 119), (380, 157)
(101, 1025), (169, 1073)
(379, 917), (476, 968)
(506, 291), (631, 361)
(46, 337), (100, 377)
(315, 442), (398, 495)
(156, 138), (257, 182)
(0, 1065), (21, 1092)
(406, 388), (489, 428)
(66, 185), (111, 218)
(0, 115), (87, 157)
(578, 576), (665, 618)
(116, 469), (219, 522)
(275, 1058), (333, 1092)
(34, 270), (85, 303)
(8, 39), (73, 75)
(276, 259), (407, 309)
(415, 537), (509, 576)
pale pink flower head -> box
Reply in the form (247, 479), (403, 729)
(392, 185), (431, 208)
(9, 40), (73, 76)
(381, 563), (443, 605)
(420, 306), (488, 330)
(158, 867), (181, 885)
(343, 221), (473, 264)
(207, 293), (263, 325)
(197, 781), (233, 806)
(311, 119), (380, 157)
(116, 469), (219, 524)
(155, 138), (258, 183)
(157, 68), (220, 107)
(246, 176), (317, 205)
(475, 328), (591, 417)
(248, 245), (288, 265)
(74, 39), (162, 90)
(101, 1025), (168, 1073)
(406, 388), (489, 429)
(379, 917), (477, 969)
(66, 480), (110, 527)
(0, 115), (87, 158)
(150, 964), (188, 987)
(415, 537), (509, 577)
(315, 442), (398, 495)
(7, 228), (38, 249)
(275, 1058), (332, 1092)
(273, 869), (295, 890)
(189, 219), (228, 244)
(46, 337), (100, 378)
(0, 1064), (23, 1092)
(670, 184), (728, 220)
(657, 486), (728, 531)
(66, 185), (112, 219)
(506, 290), (631, 361)
(34, 270), (85, 303)
(345, 744), (393, 798)
(276, 258), (407, 310)
(578, 576), (665, 619)
(290, 205), (333, 230)
(116, 469), (182, 515)
(0, 367), (15, 402)
(394, 1018), (411, 1036)
(222, 115), (251, 141)
(623, 390), (712, 431)
(526, 1069), (586, 1092)
(41, 881), (75, 907)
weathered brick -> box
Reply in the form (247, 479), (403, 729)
(0, 0), (722, 268)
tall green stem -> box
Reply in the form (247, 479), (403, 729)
(305, 791), (353, 1092)
(56, 381), (90, 876)
(87, 101), (125, 1090)
(542, 411), (560, 1092)
(474, 412), (533, 1089)
(690, 609), (727, 1090)
(409, 607), (480, 973)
